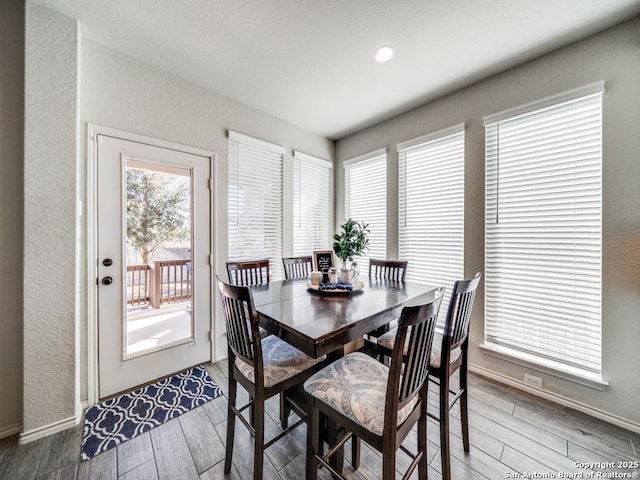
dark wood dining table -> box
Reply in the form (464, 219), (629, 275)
(250, 276), (440, 471)
(251, 277), (441, 359)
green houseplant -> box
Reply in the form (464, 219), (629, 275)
(333, 219), (370, 281)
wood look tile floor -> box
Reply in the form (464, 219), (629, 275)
(1, 362), (639, 480)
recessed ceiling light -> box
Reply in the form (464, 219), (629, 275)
(374, 45), (394, 63)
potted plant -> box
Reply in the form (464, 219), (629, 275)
(333, 219), (370, 283)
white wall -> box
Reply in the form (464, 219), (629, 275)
(79, 40), (334, 394)
(335, 17), (640, 429)
(0, 0), (24, 438)
(11, 3), (334, 438)
(22, 2), (80, 438)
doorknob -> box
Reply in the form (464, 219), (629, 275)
(103, 258), (113, 266)
(102, 276), (113, 285)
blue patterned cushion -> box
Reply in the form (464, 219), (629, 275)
(303, 352), (418, 436)
(377, 330), (460, 368)
(235, 335), (324, 388)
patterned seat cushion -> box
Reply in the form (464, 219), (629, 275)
(235, 335), (324, 388)
(377, 330), (461, 368)
(303, 352), (418, 436)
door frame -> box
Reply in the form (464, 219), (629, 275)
(86, 124), (216, 406)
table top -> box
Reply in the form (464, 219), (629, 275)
(251, 278), (439, 358)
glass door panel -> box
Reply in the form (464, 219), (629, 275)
(124, 158), (193, 357)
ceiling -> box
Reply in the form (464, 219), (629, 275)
(33, 0), (640, 140)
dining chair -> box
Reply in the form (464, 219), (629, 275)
(365, 258), (409, 351)
(226, 259), (270, 286)
(217, 276), (325, 480)
(369, 258), (408, 282)
(282, 255), (313, 280)
(377, 272), (481, 480)
(304, 287), (445, 480)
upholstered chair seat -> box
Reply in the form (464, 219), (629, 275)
(304, 352), (418, 436)
(236, 335), (325, 388)
(377, 330), (462, 368)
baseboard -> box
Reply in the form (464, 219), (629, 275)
(469, 363), (640, 435)
(0, 423), (23, 439)
(215, 351), (227, 363)
(18, 414), (79, 445)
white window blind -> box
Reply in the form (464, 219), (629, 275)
(398, 124), (465, 324)
(228, 131), (283, 280)
(484, 83), (603, 376)
(293, 151), (333, 256)
(344, 149), (387, 270)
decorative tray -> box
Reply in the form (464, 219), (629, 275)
(307, 279), (365, 296)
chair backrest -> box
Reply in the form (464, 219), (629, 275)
(385, 287), (444, 429)
(282, 256), (313, 280)
(216, 276), (262, 368)
(226, 259), (270, 286)
(442, 272), (481, 359)
(369, 258), (408, 282)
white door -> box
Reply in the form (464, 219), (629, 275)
(96, 133), (213, 399)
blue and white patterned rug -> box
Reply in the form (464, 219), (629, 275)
(81, 366), (223, 460)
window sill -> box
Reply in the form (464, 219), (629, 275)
(479, 343), (609, 391)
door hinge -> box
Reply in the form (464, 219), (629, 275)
(209, 254), (213, 266)
(208, 178), (214, 190)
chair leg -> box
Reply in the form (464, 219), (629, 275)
(280, 392), (291, 429)
(418, 398), (428, 480)
(351, 435), (360, 469)
(224, 375), (238, 474)
(460, 362), (470, 452)
(382, 448), (396, 480)
(253, 393), (265, 480)
(439, 374), (452, 480)
(306, 404), (320, 480)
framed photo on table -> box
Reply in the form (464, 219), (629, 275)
(313, 250), (334, 271)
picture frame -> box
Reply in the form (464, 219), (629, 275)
(312, 250), (334, 272)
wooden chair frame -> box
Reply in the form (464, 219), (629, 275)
(366, 258), (409, 346)
(368, 258), (408, 282)
(306, 288), (444, 480)
(428, 272), (481, 480)
(217, 276), (322, 480)
(282, 255), (313, 280)
(226, 259), (270, 286)
(377, 272), (481, 480)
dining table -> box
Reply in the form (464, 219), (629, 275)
(251, 276), (441, 360)
(249, 276), (441, 471)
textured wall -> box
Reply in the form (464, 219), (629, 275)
(0, 0), (25, 437)
(335, 18), (640, 426)
(23, 3), (79, 434)
(79, 40), (334, 394)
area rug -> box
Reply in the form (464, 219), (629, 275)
(81, 366), (223, 460)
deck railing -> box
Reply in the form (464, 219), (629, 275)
(127, 259), (191, 308)
(126, 264), (150, 305)
(150, 259), (191, 307)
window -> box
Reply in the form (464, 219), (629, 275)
(398, 124), (465, 323)
(293, 151), (333, 255)
(484, 82), (603, 378)
(228, 131), (283, 279)
(344, 148), (387, 270)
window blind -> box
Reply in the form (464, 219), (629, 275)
(228, 131), (283, 280)
(344, 149), (387, 270)
(484, 85), (603, 376)
(398, 124), (465, 325)
(293, 151), (333, 255)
